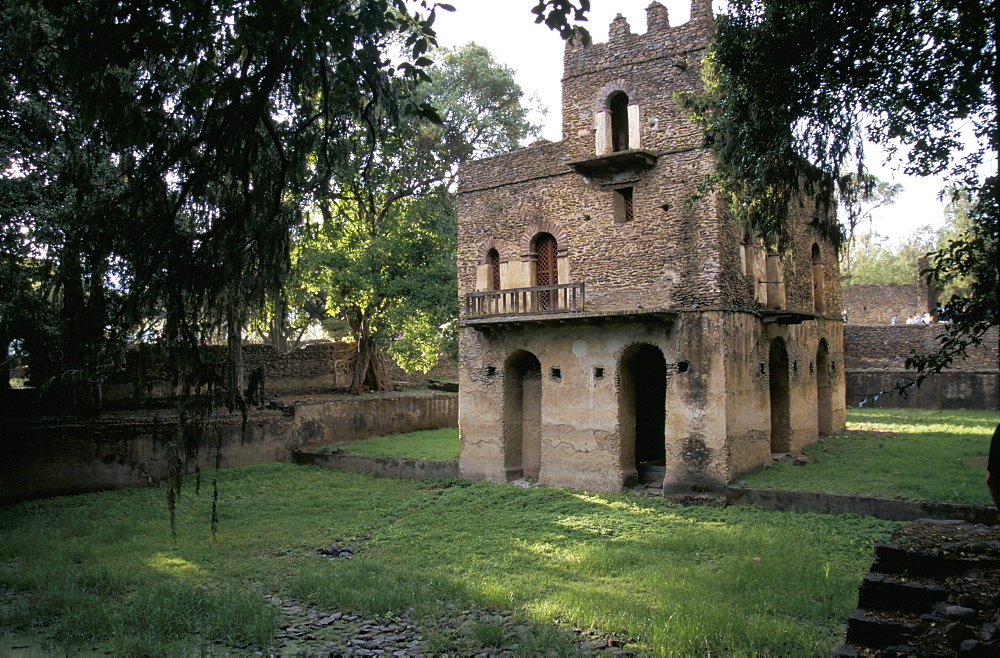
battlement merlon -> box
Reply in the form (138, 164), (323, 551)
(562, 0), (714, 75)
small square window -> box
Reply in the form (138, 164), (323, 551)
(612, 187), (634, 224)
(593, 367), (605, 380)
(550, 367), (562, 381)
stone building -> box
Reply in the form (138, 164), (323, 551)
(456, 1), (846, 493)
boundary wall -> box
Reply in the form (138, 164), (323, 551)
(844, 324), (999, 410)
(1, 393), (457, 505)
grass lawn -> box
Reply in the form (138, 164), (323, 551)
(0, 465), (898, 656)
(741, 408), (1000, 504)
(317, 427), (460, 461)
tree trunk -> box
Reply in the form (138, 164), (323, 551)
(268, 298), (288, 353)
(227, 315), (245, 412)
(349, 318), (390, 394)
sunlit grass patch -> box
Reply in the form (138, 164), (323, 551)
(742, 408), (1000, 503)
(1, 462), (899, 655)
(315, 427), (459, 461)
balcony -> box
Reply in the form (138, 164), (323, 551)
(465, 283), (585, 318)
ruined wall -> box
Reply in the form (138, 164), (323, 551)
(846, 371), (998, 410)
(842, 283), (934, 324)
(102, 342), (457, 401)
(843, 324), (999, 410)
(1, 393), (457, 505)
(844, 325), (999, 371)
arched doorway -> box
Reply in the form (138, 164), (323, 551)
(504, 351), (542, 480)
(619, 343), (666, 484)
(487, 248), (501, 290)
(533, 233), (558, 311)
(816, 339), (833, 436)
(609, 91), (630, 151)
(769, 337), (791, 453)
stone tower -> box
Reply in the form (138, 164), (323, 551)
(456, 1), (846, 493)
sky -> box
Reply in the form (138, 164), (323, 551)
(428, 0), (960, 241)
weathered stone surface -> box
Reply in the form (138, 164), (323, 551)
(456, 3), (845, 494)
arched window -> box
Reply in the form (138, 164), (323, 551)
(609, 91), (630, 152)
(487, 248), (501, 290)
(811, 243), (826, 314)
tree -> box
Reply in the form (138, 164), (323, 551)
(291, 44), (539, 394)
(845, 229), (937, 286)
(0, 0), (448, 412)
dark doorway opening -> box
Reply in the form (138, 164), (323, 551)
(620, 343), (666, 484)
(504, 350), (542, 480)
(816, 339), (832, 436)
(769, 337), (791, 452)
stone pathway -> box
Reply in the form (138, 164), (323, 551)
(255, 595), (634, 657)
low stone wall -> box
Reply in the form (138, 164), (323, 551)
(102, 342), (458, 401)
(1, 393), (457, 505)
(846, 370), (998, 410)
(293, 452), (459, 479)
(726, 487), (1000, 524)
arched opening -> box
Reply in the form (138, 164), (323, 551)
(811, 243), (826, 314)
(816, 339), (833, 436)
(619, 343), (666, 485)
(768, 337), (791, 453)
(503, 350), (542, 480)
(609, 91), (630, 152)
(487, 248), (501, 290)
(533, 232), (558, 311)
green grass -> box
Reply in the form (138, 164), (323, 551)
(741, 408), (1000, 504)
(318, 427), (460, 461)
(0, 464), (898, 656)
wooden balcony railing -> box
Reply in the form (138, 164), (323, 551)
(466, 282), (585, 318)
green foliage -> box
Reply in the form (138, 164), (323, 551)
(0, 464), (898, 655)
(289, 44), (538, 392)
(743, 408), (1000, 504)
(705, 0), (997, 386)
(317, 427), (460, 461)
(0, 0), (446, 408)
(844, 228), (938, 285)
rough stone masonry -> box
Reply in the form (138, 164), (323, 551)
(456, 0), (846, 494)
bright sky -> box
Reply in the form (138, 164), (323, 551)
(429, 0), (959, 241)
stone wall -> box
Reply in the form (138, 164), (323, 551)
(102, 342), (457, 401)
(842, 283), (934, 324)
(843, 324), (999, 409)
(844, 325), (999, 371)
(456, 1), (840, 321)
(1, 392), (457, 505)
(846, 370), (998, 410)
